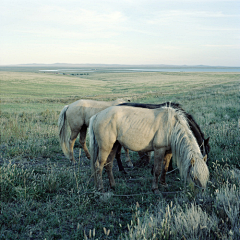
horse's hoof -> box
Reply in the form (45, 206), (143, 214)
(119, 168), (128, 174)
(126, 162), (133, 168)
(153, 189), (160, 195)
(135, 161), (149, 168)
(100, 192), (113, 202)
(70, 160), (77, 165)
(160, 182), (168, 188)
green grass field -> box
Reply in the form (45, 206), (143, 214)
(0, 70), (240, 239)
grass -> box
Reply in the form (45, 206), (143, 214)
(0, 70), (240, 239)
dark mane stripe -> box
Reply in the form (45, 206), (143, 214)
(118, 102), (206, 141)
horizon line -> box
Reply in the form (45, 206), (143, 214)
(0, 63), (240, 68)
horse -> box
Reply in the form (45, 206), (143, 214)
(58, 99), (133, 169)
(118, 102), (210, 185)
(89, 106), (209, 194)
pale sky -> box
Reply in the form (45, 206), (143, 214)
(1, 0), (240, 66)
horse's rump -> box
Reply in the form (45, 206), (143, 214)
(58, 98), (127, 162)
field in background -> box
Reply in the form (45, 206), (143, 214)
(1, 70), (239, 110)
(0, 70), (240, 239)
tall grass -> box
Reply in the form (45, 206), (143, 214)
(1, 110), (59, 160)
(0, 71), (240, 239)
(122, 168), (240, 240)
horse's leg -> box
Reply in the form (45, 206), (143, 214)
(160, 152), (172, 186)
(69, 130), (79, 163)
(79, 124), (91, 159)
(96, 147), (113, 192)
(146, 152), (151, 163)
(95, 158), (106, 192)
(115, 144), (127, 173)
(168, 157), (173, 171)
(105, 142), (120, 189)
(152, 148), (166, 194)
(124, 147), (133, 167)
(137, 152), (151, 167)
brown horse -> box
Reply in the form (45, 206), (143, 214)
(58, 99), (133, 168)
(118, 102), (210, 185)
(89, 106), (209, 193)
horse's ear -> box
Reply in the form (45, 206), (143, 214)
(204, 137), (210, 145)
(191, 158), (195, 166)
(203, 155), (207, 162)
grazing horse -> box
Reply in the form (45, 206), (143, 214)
(89, 106), (209, 193)
(118, 102), (210, 185)
(58, 99), (133, 168)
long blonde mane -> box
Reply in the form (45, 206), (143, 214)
(168, 107), (209, 186)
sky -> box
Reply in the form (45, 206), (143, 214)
(1, 0), (240, 66)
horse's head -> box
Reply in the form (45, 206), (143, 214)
(113, 98), (131, 105)
(188, 155), (209, 190)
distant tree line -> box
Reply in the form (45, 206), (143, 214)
(70, 73), (89, 76)
(41, 72), (89, 75)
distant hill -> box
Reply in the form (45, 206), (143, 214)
(0, 63), (223, 68)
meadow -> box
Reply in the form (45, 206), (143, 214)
(0, 69), (240, 239)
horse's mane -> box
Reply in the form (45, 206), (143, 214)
(118, 102), (206, 141)
(174, 104), (206, 141)
(167, 107), (209, 185)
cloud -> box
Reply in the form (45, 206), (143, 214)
(203, 44), (240, 48)
(20, 5), (126, 30)
(2, 4), (127, 41)
(147, 10), (239, 25)
(14, 28), (120, 40)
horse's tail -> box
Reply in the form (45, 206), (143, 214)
(58, 105), (70, 159)
(89, 115), (98, 186)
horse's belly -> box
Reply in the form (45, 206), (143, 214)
(117, 134), (153, 152)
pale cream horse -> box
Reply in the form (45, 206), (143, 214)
(58, 99), (133, 166)
(89, 106), (209, 194)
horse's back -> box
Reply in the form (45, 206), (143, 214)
(66, 99), (125, 128)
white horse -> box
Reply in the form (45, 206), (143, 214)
(89, 106), (209, 193)
(58, 99), (133, 167)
